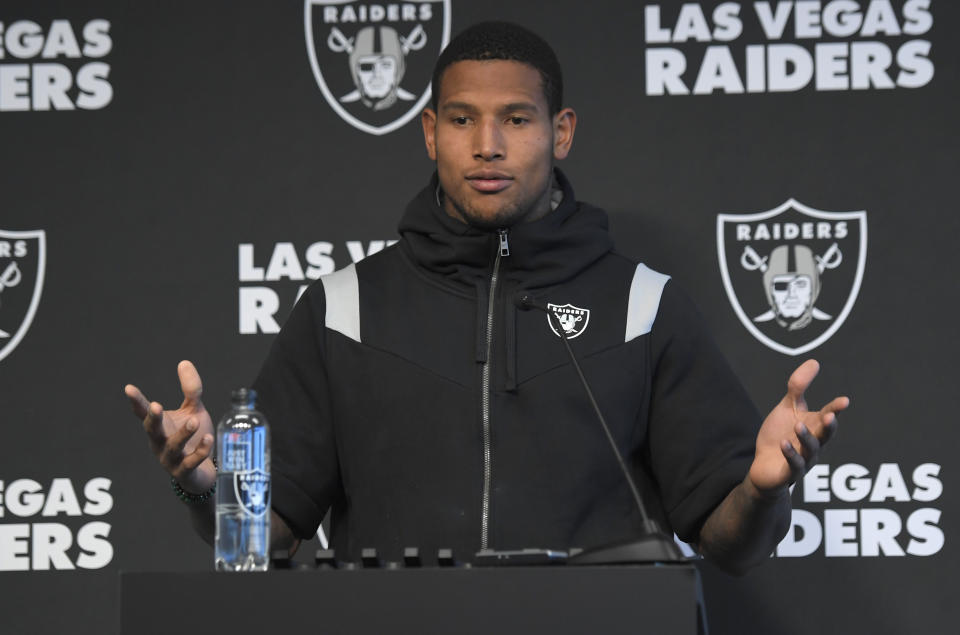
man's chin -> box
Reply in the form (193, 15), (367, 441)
(458, 206), (526, 231)
(447, 196), (527, 231)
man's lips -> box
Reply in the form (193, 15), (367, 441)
(466, 172), (513, 193)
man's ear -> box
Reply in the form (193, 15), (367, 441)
(422, 108), (438, 161)
(552, 107), (577, 160)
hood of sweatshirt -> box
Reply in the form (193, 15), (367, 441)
(397, 169), (614, 293)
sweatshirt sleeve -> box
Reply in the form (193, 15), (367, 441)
(646, 281), (760, 544)
(252, 281), (341, 539)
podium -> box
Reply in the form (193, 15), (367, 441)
(120, 564), (704, 634)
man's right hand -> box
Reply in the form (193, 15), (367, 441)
(125, 360), (216, 494)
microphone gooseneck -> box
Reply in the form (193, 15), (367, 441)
(518, 295), (655, 532)
(517, 294), (684, 564)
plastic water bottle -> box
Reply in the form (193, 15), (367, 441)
(215, 388), (271, 571)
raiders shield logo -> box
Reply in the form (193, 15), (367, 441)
(717, 199), (867, 356)
(547, 303), (591, 339)
(304, 0), (451, 135)
(234, 468), (271, 517)
(0, 229), (46, 363)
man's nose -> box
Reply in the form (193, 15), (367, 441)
(473, 119), (505, 160)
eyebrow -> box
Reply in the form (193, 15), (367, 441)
(440, 101), (479, 113)
(440, 101), (541, 114)
(501, 102), (540, 114)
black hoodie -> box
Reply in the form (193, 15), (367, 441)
(254, 170), (759, 563)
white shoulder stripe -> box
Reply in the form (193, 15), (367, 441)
(625, 263), (670, 342)
(320, 263), (360, 343)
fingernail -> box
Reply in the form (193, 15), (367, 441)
(186, 420), (197, 432)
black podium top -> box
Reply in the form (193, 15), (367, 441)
(120, 564), (701, 634)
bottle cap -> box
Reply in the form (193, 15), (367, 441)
(230, 387), (257, 408)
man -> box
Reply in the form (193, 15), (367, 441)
(125, 22), (848, 574)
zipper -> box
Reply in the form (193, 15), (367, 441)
(480, 228), (509, 550)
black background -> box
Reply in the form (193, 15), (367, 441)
(1, 1), (956, 633)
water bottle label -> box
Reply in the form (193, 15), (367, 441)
(233, 468), (270, 517)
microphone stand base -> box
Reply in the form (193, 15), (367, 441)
(567, 534), (687, 565)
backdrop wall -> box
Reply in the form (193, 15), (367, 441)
(1, 1), (955, 633)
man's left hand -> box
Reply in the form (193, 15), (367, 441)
(747, 359), (850, 499)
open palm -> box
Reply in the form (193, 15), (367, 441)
(749, 360), (849, 496)
(125, 360), (216, 494)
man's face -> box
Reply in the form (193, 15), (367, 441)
(421, 60), (576, 229)
(771, 274), (813, 318)
(357, 54), (397, 99)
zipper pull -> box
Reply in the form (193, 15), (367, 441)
(498, 229), (510, 257)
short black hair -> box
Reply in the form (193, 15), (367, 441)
(430, 21), (563, 114)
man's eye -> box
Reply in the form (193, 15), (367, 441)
(508, 117), (527, 125)
(452, 116), (469, 125)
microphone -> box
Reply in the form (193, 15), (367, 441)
(516, 294), (684, 564)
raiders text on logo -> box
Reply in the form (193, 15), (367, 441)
(717, 200), (867, 355)
(0, 230), (46, 363)
(304, 1), (451, 135)
(547, 303), (591, 340)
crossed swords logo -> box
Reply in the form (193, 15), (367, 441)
(327, 24), (427, 104)
(740, 242), (842, 324)
(0, 262), (22, 338)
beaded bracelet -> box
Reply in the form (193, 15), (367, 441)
(170, 458), (218, 504)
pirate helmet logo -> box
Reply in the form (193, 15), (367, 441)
(747, 242), (843, 331)
(337, 25), (422, 111)
(717, 199), (867, 356)
(304, 1), (451, 135)
(0, 229), (46, 364)
(234, 468), (271, 517)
